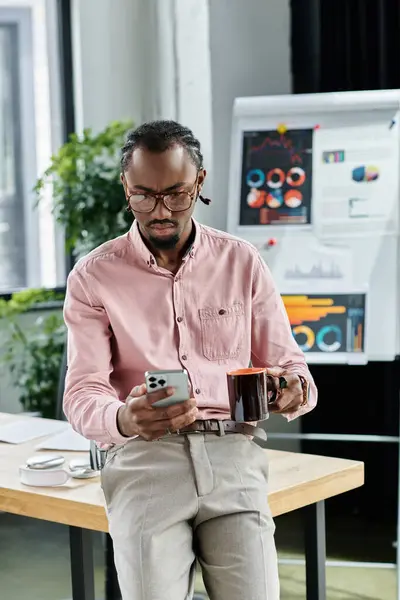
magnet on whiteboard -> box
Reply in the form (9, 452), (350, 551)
(264, 238), (277, 250)
(314, 124), (321, 130)
(277, 123), (287, 134)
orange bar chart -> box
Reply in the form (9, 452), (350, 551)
(281, 293), (366, 355)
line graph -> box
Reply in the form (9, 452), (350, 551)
(248, 133), (303, 164)
(285, 262), (344, 280)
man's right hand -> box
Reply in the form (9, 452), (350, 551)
(117, 383), (198, 441)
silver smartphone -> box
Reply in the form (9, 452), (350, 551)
(145, 369), (190, 408)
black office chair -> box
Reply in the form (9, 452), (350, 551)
(56, 343), (121, 600)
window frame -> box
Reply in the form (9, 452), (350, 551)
(0, 6), (40, 290)
(0, 1), (68, 296)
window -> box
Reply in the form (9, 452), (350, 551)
(0, 2), (65, 294)
(0, 23), (25, 290)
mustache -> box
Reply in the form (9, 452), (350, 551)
(147, 219), (177, 227)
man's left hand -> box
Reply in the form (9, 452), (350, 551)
(266, 367), (307, 415)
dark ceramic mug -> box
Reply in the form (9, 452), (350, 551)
(227, 367), (269, 422)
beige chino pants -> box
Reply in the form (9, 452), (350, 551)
(101, 433), (280, 600)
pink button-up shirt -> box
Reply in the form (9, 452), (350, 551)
(63, 220), (317, 446)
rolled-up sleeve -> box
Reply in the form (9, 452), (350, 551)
(250, 254), (318, 420)
(63, 268), (129, 445)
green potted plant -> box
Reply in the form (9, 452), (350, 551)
(35, 119), (133, 257)
(0, 289), (65, 418)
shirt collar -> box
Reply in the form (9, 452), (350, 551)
(128, 218), (199, 266)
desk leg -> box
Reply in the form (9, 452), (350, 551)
(69, 526), (95, 600)
(105, 533), (121, 600)
(305, 501), (326, 600)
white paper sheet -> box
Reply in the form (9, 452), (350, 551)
(36, 426), (90, 452)
(262, 236), (353, 291)
(0, 419), (68, 444)
(312, 121), (400, 237)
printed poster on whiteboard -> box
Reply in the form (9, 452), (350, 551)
(240, 129), (313, 226)
(281, 292), (367, 364)
(312, 121), (400, 237)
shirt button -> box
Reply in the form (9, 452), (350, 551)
(177, 317), (183, 323)
(195, 388), (201, 394)
(150, 257), (155, 265)
(181, 355), (187, 361)
(218, 309), (226, 315)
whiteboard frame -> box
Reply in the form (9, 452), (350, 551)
(227, 90), (400, 362)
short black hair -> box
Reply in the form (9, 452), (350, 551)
(121, 120), (204, 173)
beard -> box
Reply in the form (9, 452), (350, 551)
(148, 233), (180, 250)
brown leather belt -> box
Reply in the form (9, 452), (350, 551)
(176, 419), (267, 441)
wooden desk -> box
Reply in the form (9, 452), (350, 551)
(0, 414), (364, 600)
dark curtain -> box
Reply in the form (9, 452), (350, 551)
(292, 0), (400, 93)
(290, 0), (400, 537)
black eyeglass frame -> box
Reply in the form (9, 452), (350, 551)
(127, 175), (200, 214)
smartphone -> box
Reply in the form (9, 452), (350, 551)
(145, 369), (190, 408)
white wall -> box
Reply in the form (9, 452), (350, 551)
(207, 0), (292, 229)
(71, 0), (214, 223)
(71, 0), (146, 133)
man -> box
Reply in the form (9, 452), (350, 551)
(63, 120), (317, 600)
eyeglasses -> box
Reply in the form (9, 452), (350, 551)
(128, 176), (199, 214)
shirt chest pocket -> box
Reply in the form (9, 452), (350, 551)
(199, 302), (245, 361)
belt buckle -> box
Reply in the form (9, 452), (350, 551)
(203, 420), (213, 432)
(203, 419), (226, 436)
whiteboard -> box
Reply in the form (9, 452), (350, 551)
(227, 90), (400, 363)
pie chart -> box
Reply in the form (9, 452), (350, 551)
(352, 165), (380, 183)
(284, 190), (303, 208)
(247, 188), (265, 208)
(246, 169), (265, 188)
(266, 191), (283, 208)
